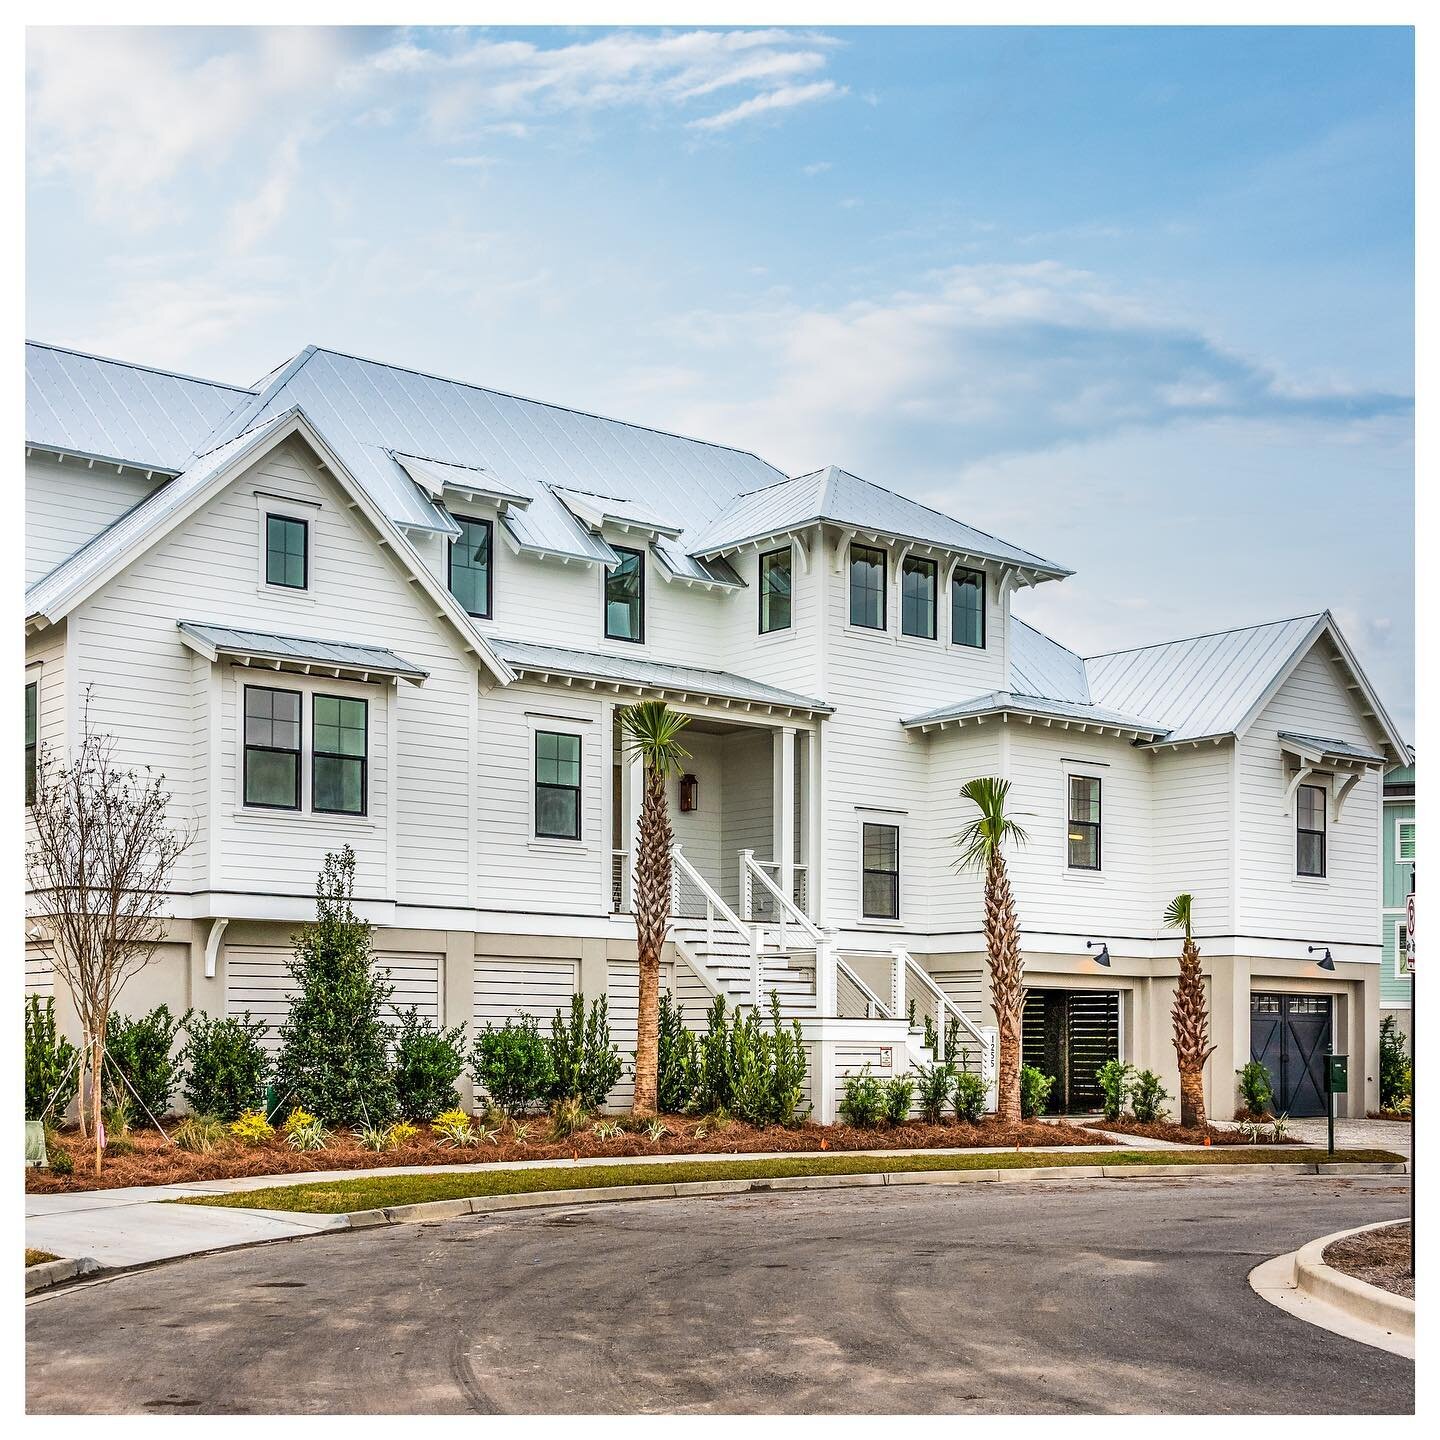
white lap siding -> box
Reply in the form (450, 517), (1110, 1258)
(26, 454), (162, 586)
(605, 958), (674, 1110)
(471, 956), (579, 1033)
(25, 946), (55, 998)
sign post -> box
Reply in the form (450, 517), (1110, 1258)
(1324, 1053), (1348, 1157)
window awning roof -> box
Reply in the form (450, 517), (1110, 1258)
(902, 690), (1168, 740)
(1278, 731), (1389, 767)
(178, 621), (429, 685)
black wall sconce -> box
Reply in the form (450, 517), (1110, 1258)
(679, 773), (698, 813)
(1308, 945), (1336, 971)
(1086, 940), (1111, 967)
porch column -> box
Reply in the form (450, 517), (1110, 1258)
(773, 725), (797, 907)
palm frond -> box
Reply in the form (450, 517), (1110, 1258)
(951, 776), (1029, 872)
(618, 700), (691, 777)
(1163, 893), (1193, 938)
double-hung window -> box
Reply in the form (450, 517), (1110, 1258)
(448, 516), (492, 619)
(535, 731), (582, 840)
(313, 696), (368, 815)
(24, 681), (37, 807)
(849, 545), (886, 630)
(243, 686), (302, 810)
(951, 567), (985, 648)
(265, 514), (308, 590)
(759, 547), (792, 633)
(861, 822), (900, 919)
(1297, 784), (1326, 877)
(1067, 775), (1102, 870)
(604, 547), (645, 643)
(901, 555), (937, 639)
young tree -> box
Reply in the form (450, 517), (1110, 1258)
(1165, 893), (1216, 1128)
(25, 713), (191, 1173)
(274, 847), (398, 1126)
(618, 700), (691, 1116)
(954, 777), (1029, 1124)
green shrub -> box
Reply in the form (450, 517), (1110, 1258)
(922, 1013), (939, 1054)
(48, 1148), (74, 1178)
(548, 1095), (589, 1139)
(180, 1012), (269, 1122)
(392, 1008), (468, 1121)
(547, 995), (623, 1110)
(1379, 1016), (1410, 1110)
(657, 991), (699, 1113)
(174, 1114), (227, 1154)
(915, 1062), (955, 1123)
(693, 994), (733, 1114)
(1129, 1069), (1169, 1123)
(471, 1015), (555, 1116)
(838, 1065), (885, 1127)
(953, 1069), (987, 1123)
(1236, 1060), (1273, 1118)
(102, 1095), (132, 1141)
(274, 848), (398, 1127)
(883, 1074), (916, 1125)
(1095, 1059), (1134, 1122)
(104, 1004), (190, 1121)
(699, 993), (808, 1127)
(26, 996), (79, 1122)
(1019, 1065), (1055, 1119)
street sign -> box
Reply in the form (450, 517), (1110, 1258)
(1406, 891), (1416, 973)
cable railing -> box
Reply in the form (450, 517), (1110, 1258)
(740, 850), (823, 952)
(835, 956), (893, 1020)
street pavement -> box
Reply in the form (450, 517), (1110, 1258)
(27, 1171), (1413, 1415)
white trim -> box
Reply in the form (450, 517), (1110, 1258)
(526, 712), (590, 851)
(856, 810), (904, 925)
(1395, 815), (1416, 863)
(1061, 762), (1105, 878)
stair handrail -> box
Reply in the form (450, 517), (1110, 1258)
(740, 849), (824, 952)
(671, 844), (761, 1004)
(835, 955), (894, 1020)
(898, 947), (997, 1083)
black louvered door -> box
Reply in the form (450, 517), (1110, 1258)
(1022, 989), (1120, 1113)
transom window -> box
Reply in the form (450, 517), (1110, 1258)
(265, 514), (308, 590)
(1067, 775), (1102, 870)
(448, 517), (493, 619)
(759, 547), (792, 634)
(861, 822), (900, 919)
(24, 681), (37, 807)
(535, 731), (582, 840)
(1297, 783), (1326, 877)
(951, 567), (985, 649)
(901, 555), (938, 639)
(849, 545), (887, 630)
(313, 695), (368, 815)
(1398, 819), (1416, 862)
(604, 547), (645, 643)
(243, 686), (301, 810)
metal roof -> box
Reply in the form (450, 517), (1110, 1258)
(178, 621), (428, 684)
(490, 637), (832, 715)
(552, 487), (684, 540)
(26, 341), (252, 473)
(1010, 618), (1091, 703)
(901, 689), (1167, 737)
(1085, 613), (1325, 745)
(685, 465), (1070, 579)
(1277, 731), (1389, 766)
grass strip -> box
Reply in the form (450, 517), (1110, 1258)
(173, 1147), (1404, 1215)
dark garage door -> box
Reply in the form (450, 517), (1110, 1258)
(1022, 990), (1120, 1113)
(1250, 993), (1332, 1117)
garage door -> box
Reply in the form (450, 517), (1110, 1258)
(1250, 994), (1332, 1118)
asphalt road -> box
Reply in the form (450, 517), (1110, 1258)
(27, 1173), (1413, 1415)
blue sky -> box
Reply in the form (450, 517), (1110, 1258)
(26, 25), (1415, 731)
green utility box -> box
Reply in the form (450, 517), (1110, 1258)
(1326, 1054), (1349, 1095)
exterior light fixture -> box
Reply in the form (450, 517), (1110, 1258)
(679, 773), (698, 813)
(1086, 940), (1111, 967)
(1308, 945), (1336, 971)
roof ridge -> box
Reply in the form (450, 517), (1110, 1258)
(25, 339), (254, 395)
(1084, 611), (1326, 661)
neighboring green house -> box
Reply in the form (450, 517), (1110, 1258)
(1381, 758), (1415, 1039)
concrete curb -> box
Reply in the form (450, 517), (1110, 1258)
(1293, 1221), (1414, 1338)
(25, 1257), (101, 1295)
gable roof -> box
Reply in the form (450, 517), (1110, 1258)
(685, 465), (1069, 581)
(26, 341), (253, 473)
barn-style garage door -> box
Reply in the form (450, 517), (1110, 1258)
(1250, 993), (1332, 1118)
(1022, 989), (1120, 1113)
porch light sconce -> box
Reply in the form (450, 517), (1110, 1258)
(679, 773), (698, 813)
(1309, 945), (1336, 972)
(1086, 940), (1111, 968)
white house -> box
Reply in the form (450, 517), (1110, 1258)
(24, 340), (1410, 1120)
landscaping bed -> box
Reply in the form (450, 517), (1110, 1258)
(25, 1249), (57, 1267)
(26, 1113), (1111, 1193)
(1324, 1221), (1414, 1300)
(1087, 1117), (1300, 1146)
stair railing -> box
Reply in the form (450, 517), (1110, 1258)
(740, 850), (824, 954)
(896, 947), (998, 1091)
(835, 955), (894, 1020)
(671, 844), (761, 1006)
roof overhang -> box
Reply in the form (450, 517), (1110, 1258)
(902, 693), (1167, 740)
(392, 452), (533, 514)
(552, 487), (682, 542)
(651, 546), (744, 592)
(178, 622), (428, 686)
(1278, 731), (1388, 769)
(26, 443), (180, 481)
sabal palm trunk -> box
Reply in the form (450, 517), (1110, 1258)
(1171, 936), (1215, 1127)
(631, 761), (673, 1117)
(984, 851), (1025, 1124)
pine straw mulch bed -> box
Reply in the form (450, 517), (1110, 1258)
(1082, 1117), (1301, 1146)
(1324, 1221), (1414, 1300)
(1366, 1110), (1413, 1122)
(28, 1114), (1112, 1194)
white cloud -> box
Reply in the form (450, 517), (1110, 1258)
(226, 136), (304, 254)
(688, 81), (844, 133)
(802, 160), (833, 176)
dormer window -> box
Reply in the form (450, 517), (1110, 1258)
(849, 545), (886, 630)
(951, 567), (985, 649)
(265, 514), (308, 590)
(448, 516), (493, 619)
(604, 547), (645, 643)
(759, 547), (792, 633)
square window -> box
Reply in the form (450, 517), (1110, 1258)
(243, 686), (301, 809)
(265, 514), (308, 590)
(313, 695), (367, 814)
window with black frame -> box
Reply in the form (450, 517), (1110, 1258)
(901, 555), (937, 639)
(448, 516), (492, 618)
(604, 547), (644, 642)
(759, 547), (792, 633)
(24, 681), (37, 807)
(861, 822), (900, 919)
(951, 566), (985, 648)
(535, 730), (582, 839)
(1297, 783), (1326, 877)
(313, 695), (368, 815)
(849, 544), (886, 630)
(243, 686), (301, 809)
(265, 514), (308, 589)
(1067, 775), (1102, 870)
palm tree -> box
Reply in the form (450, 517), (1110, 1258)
(1165, 893), (1216, 1128)
(954, 777), (1029, 1124)
(619, 700), (691, 1116)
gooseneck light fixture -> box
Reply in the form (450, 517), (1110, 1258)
(1308, 944), (1336, 972)
(1086, 940), (1111, 968)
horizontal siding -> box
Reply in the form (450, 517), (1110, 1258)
(26, 453), (161, 585)
(25, 947), (55, 998)
(472, 956), (578, 1032)
(604, 959), (673, 1110)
